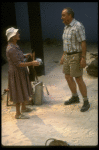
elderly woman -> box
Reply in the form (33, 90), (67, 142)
(6, 27), (39, 119)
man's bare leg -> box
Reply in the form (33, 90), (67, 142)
(65, 74), (77, 94)
(64, 74), (79, 105)
(75, 76), (90, 112)
(75, 76), (87, 97)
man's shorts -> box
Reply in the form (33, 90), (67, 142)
(63, 53), (83, 77)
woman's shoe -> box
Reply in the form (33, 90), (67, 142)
(15, 114), (30, 119)
(21, 107), (33, 113)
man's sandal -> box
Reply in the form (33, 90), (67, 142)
(15, 114), (30, 119)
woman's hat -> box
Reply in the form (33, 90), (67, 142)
(6, 27), (19, 41)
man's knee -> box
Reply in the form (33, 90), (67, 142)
(75, 76), (83, 84)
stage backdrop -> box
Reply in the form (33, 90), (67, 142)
(15, 2), (98, 43)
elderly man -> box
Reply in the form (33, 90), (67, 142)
(60, 7), (90, 112)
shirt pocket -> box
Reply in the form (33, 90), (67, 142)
(67, 32), (72, 40)
(70, 29), (76, 39)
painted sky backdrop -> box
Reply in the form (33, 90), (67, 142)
(15, 2), (98, 42)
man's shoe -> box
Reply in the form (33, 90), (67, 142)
(64, 96), (80, 105)
(80, 100), (90, 112)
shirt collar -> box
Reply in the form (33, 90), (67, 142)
(69, 18), (76, 26)
(65, 18), (76, 28)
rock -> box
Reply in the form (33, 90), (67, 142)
(86, 57), (98, 77)
(90, 52), (98, 57)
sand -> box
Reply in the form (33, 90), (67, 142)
(1, 42), (98, 147)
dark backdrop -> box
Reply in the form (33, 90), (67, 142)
(2, 2), (98, 43)
(1, 2), (17, 66)
(1, 2), (17, 46)
(40, 2), (98, 43)
(28, 2), (45, 76)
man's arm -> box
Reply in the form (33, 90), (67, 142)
(81, 40), (87, 58)
(60, 53), (64, 64)
(80, 40), (86, 68)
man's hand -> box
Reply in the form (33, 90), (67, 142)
(80, 57), (86, 68)
(60, 59), (63, 64)
(80, 40), (87, 68)
(60, 54), (64, 65)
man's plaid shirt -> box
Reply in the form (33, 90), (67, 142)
(62, 18), (86, 53)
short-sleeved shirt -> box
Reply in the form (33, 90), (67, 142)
(62, 18), (86, 53)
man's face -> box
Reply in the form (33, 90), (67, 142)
(61, 9), (71, 25)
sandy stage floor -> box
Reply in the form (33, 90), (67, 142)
(1, 42), (98, 147)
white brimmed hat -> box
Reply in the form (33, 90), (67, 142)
(6, 27), (19, 41)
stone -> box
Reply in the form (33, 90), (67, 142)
(86, 56), (98, 77)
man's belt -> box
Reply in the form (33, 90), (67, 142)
(64, 51), (81, 55)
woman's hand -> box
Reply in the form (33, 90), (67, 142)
(24, 53), (32, 58)
(18, 60), (39, 67)
(32, 60), (40, 66)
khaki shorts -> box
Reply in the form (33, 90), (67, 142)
(63, 53), (83, 77)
